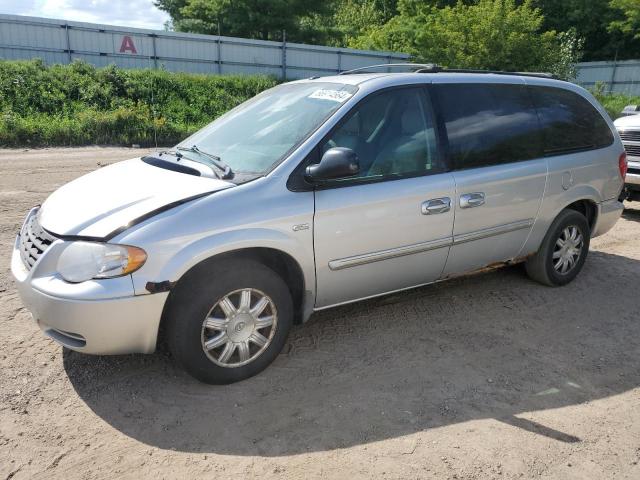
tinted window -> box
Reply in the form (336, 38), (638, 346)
(435, 83), (543, 170)
(320, 88), (443, 179)
(530, 86), (614, 155)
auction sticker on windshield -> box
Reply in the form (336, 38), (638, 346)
(309, 89), (353, 103)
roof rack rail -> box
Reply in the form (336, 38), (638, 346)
(432, 68), (557, 79)
(339, 63), (557, 80)
(338, 63), (439, 75)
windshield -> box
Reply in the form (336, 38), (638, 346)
(177, 82), (358, 175)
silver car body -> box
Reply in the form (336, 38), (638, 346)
(11, 72), (625, 355)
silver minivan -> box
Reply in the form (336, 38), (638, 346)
(11, 66), (626, 384)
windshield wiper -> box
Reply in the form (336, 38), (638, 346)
(176, 145), (234, 179)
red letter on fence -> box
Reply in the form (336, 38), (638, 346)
(119, 36), (137, 54)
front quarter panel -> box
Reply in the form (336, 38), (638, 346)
(115, 177), (315, 305)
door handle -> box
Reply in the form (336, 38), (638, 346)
(421, 197), (451, 215)
(460, 192), (485, 209)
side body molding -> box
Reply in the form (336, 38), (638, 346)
(328, 219), (535, 272)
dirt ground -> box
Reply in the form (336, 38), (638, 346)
(1, 147), (639, 480)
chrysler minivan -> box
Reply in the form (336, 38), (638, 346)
(11, 65), (626, 384)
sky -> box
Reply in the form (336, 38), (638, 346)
(0, 0), (171, 30)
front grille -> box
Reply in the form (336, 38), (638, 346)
(19, 211), (57, 270)
(624, 143), (640, 157)
(619, 130), (640, 142)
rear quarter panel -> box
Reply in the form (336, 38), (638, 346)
(519, 79), (624, 256)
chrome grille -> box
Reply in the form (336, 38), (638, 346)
(624, 144), (640, 157)
(19, 211), (57, 270)
(619, 130), (640, 142)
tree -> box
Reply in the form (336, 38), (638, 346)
(535, 0), (640, 60)
(609, 0), (640, 40)
(154, 0), (333, 42)
(348, 0), (582, 78)
(155, 0), (631, 67)
(333, 0), (399, 46)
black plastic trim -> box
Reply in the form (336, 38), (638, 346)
(142, 155), (202, 176)
(145, 280), (176, 294)
(44, 228), (104, 243)
(103, 191), (215, 241)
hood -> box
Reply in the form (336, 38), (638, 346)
(39, 158), (234, 238)
(614, 114), (640, 129)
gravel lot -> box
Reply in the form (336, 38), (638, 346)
(1, 147), (640, 480)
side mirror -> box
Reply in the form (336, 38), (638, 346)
(305, 147), (360, 182)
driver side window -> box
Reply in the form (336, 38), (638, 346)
(321, 87), (442, 180)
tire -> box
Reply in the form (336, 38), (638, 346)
(525, 209), (591, 287)
(165, 258), (293, 384)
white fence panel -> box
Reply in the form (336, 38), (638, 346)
(576, 60), (640, 96)
(0, 14), (409, 79)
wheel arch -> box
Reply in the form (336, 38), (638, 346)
(563, 198), (598, 232)
(195, 247), (308, 325)
(520, 192), (600, 258)
(157, 245), (310, 347)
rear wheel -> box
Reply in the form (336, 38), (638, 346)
(165, 259), (293, 384)
(525, 209), (590, 287)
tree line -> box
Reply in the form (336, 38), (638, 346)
(154, 0), (640, 78)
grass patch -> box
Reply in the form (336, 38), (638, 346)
(591, 83), (640, 119)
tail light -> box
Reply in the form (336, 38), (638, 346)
(619, 152), (628, 179)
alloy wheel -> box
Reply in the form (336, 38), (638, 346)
(552, 225), (584, 275)
(200, 288), (278, 368)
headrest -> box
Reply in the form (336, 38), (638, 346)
(401, 108), (423, 135)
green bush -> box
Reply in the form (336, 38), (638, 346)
(0, 59), (278, 147)
(3, 59), (639, 147)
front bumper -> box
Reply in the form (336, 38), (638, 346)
(11, 234), (168, 355)
(625, 158), (640, 188)
(592, 198), (624, 238)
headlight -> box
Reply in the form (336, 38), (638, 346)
(57, 242), (147, 283)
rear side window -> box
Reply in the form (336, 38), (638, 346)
(434, 83), (543, 170)
(530, 86), (614, 155)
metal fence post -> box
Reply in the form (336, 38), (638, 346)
(151, 34), (158, 69)
(282, 30), (287, 80)
(337, 49), (341, 74)
(609, 60), (618, 94)
(609, 49), (619, 94)
(64, 23), (72, 63)
(216, 23), (222, 75)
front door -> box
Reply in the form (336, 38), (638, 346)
(312, 86), (456, 308)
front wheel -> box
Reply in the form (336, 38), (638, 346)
(525, 209), (591, 287)
(165, 259), (293, 384)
